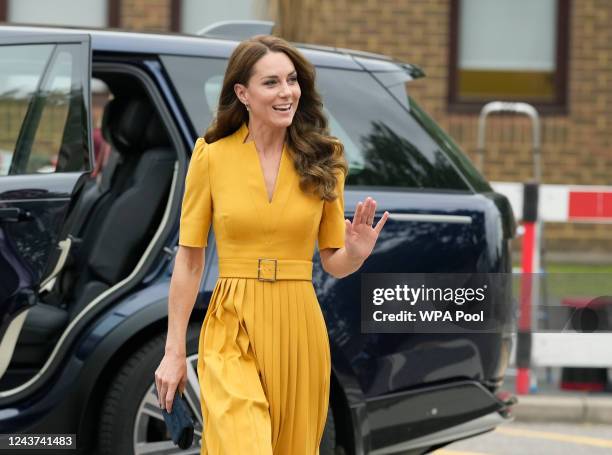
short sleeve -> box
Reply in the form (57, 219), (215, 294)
(318, 171), (346, 251)
(178, 138), (212, 248)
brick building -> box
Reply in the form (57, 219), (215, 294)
(1, 0), (610, 261)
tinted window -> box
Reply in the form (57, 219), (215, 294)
(372, 69), (492, 192)
(161, 55), (227, 136)
(316, 68), (469, 190)
(409, 99), (493, 193)
(162, 55), (470, 190)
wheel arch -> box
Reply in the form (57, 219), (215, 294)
(328, 342), (370, 455)
(75, 296), (205, 451)
(76, 295), (360, 453)
(330, 369), (357, 455)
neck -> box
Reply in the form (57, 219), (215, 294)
(245, 119), (286, 156)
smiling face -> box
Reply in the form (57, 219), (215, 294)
(234, 51), (301, 129)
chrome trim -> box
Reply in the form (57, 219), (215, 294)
(389, 213), (472, 224)
(0, 198), (70, 203)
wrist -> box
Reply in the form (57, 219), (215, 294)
(344, 247), (365, 265)
(164, 344), (186, 357)
(344, 246), (365, 263)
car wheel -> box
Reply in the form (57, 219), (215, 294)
(98, 326), (339, 454)
(98, 327), (202, 454)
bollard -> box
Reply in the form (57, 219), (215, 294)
(517, 181), (539, 395)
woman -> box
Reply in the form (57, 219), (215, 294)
(155, 34), (389, 454)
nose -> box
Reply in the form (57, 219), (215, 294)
(278, 80), (291, 97)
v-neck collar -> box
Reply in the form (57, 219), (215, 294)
(238, 122), (287, 205)
(235, 122), (297, 241)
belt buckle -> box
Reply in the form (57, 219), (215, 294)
(257, 258), (277, 282)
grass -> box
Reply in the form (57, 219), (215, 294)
(511, 262), (612, 300)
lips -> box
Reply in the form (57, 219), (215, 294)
(273, 103), (292, 111)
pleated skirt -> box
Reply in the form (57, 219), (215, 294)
(197, 277), (331, 455)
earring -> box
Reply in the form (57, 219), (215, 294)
(244, 102), (250, 112)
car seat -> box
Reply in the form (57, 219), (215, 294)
(11, 97), (175, 366)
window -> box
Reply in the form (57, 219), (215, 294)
(316, 68), (470, 190)
(0, 44), (53, 175)
(162, 55), (473, 191)
(449, 0), (570, 113)
(0, 43), (90, 175)
(7, 0), (108, 27)
(160, 55), (228, 135)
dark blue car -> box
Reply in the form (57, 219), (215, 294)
(0, 23), (517, 455)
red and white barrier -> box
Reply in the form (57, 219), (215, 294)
(493, 181), (612, 393)
(491, 182), (612, 223)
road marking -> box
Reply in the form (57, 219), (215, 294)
(496, 426), (612, 448)
(433, 450), (491, 455)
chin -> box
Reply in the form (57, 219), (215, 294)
(269, 116), (294, 129)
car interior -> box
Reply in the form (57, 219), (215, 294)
(4, 72), (177, 381)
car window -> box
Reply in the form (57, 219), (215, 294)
(160, 55), (228, 136)
(0, 44), (53, 175)
(0, 43), (90, 176)
(161, 55), (470, 191)
(316, 68), (469, 190)
(372, 70), (493, 193)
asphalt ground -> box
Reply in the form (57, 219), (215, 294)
(433, 421), (612, 455)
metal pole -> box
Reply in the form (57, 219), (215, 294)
(476, 101), (541, 179)
(476, 101), (542, 395)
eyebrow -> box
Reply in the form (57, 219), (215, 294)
(260, 70), (297, 80)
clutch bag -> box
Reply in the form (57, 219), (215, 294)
(160, 390), (195, 449)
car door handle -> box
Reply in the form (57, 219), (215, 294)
(0, 207), (32, 222)
(389, 213), (472, 224)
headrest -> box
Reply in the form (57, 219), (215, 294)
(101, 98), (153, 155)
(144, 113), (171, 149)
(101, 97), (170, 153)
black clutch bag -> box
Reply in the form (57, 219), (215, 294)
(159, 390), (195, 450)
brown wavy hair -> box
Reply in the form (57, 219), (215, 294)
(204, 35), (348, 201)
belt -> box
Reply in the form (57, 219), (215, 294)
(218, 258), (313, 282)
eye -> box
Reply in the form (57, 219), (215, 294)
(289, 76), (298, 83)
(264, 80), (276, 86)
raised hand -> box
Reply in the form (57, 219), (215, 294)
(344, 197), (389, 261)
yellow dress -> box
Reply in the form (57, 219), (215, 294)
(178, 122), (346, 455)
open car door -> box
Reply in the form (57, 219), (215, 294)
(0, 32), (92, 380)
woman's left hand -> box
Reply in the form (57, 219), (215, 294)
(344, 197), (389, 261)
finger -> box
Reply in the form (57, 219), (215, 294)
(345, 218), (352, 235)
(179, 377), (187, 396)
(351, 202), (359, 226)
(166, 384), (177, 413)
(352, 201), (363, 227)
(374, 211), (390, 234)
(359, 200), (368, 225)
(368, 199), (377, 225)
(363, 198), (373, 225)
(358, 198), (369, 225)
(154, 372), (160, 400)
(159, 382), (168, 410)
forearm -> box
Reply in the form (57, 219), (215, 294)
(165, 251), (204, 355)
(322, 246), (364, 279)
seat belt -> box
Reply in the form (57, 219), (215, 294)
(39, 237), (72, 293)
